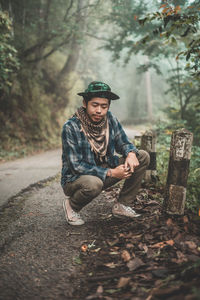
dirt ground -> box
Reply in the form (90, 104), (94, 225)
(0, 176), (200, 300)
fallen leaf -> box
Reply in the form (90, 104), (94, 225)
(152, 209), (161, 215)
(144, 233), (154, 240)
(91, 248), (101, 253)
(126, 243), (134, 249)
(96, 285), (103, 294)
(151, 240), (174, 249)
(172, 250), (188, 264)
(85, 285), (106, 299)
(107, 238), (119, 247)
(146, 248), (156, 258)
(104, 262), (117, 268)
(121, 250), (131, 262)
(138, 242), (144, 250)
(183, 215), (189, 223)
(174, 233), (184, 243)
(166, 218), (173, 227)
(129, 233), (142, 239)
(177, 250), (187, 259)
(185, 241), (197, 250)
(145, 200), (159, 206)
(117, 277), (130, 288)
(127, 257), (144, 271)
(109, 251), (119, 255)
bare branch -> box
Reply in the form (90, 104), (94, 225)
(183, 90), (199, 112)
(44, 0), (52, 29)
(20, 0), (103, 60)
(85, 32), (109, 42)
(25, 33), (73, 63)
(66, 0), (102, 21)
(63, 0), (74, 22)
(20, 34), (56, 58)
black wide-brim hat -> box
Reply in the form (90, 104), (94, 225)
(77, 81), (120, 100)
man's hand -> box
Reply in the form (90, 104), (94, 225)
(124, 152), (139, 173)
(106, 152), (139, 179)
(109, 165), (132, 179)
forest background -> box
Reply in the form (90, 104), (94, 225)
(0, 0), (200, 211)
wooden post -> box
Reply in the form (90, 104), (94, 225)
(164, 128), (193, 215)
(141, 130), (157, 182)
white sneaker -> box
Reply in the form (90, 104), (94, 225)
(112, 202), (141, 219)
(63, 199), (85, 225)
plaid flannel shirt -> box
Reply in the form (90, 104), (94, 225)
(61, 110), (138, 187)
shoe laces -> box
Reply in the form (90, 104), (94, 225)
(121, 204), (136, 214)
(71, 210), (81, 219)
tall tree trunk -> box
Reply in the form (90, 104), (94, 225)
(57, 35), (81, 83)
(145, 56), (153, 121)
(176, 60), (183, 119)
(55, 0), (85, 96)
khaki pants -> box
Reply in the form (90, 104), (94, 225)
(63, 150), (150, 211)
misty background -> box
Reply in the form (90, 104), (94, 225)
(0, 0), (199, 156)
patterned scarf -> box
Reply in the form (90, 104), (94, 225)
(75, 106), (109, 162)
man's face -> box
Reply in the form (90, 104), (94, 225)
(83, 97), (110, 123)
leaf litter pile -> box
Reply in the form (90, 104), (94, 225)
(72, 183), (200, 300)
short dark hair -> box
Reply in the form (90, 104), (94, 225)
(83, 94), (111, 106)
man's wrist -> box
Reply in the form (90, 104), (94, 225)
(127, 150), (139, 157)
(128, 151), (136, 156)
(107, 169), (112, 177)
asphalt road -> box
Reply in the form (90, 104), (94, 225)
(0, 149), (61, 207)
(0, 176), (115, 300)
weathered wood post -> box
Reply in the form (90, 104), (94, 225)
(164, 128), (193, 215)
(141, 130), (157, 182)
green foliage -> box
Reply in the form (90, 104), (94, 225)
(105, 1), (200, 76)
(0, 10), (19, 93)
(138, 1), (200, 77)
(164, 67), (200, 145)
(187, 146), (200, 212)
(0, 0), (103, 159)
(103, 0), (157, 63)
(0, 66), (62, 161)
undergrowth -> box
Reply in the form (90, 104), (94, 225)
(0, 137), (61, 162)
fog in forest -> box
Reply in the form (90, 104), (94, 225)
(1, 0), (199, 154)
(77, 43), (168, 124)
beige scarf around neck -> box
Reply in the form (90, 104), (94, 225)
(75, 106), (109, 162)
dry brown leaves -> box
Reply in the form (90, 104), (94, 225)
(74, 186), (200, 300)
